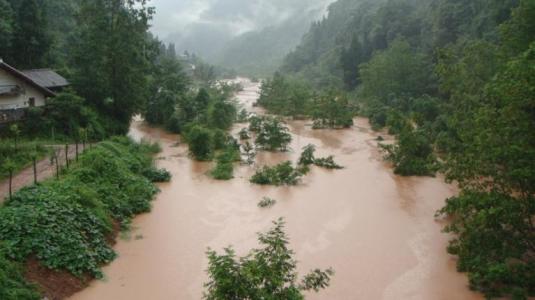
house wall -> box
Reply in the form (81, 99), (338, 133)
(0, 68), (47, 110)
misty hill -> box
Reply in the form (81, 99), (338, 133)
(162, 0), (333, 77)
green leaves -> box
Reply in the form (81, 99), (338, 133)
(0, 138), (160, 285)
(253, 117), (292, 152)
(250, 162), (306, 186)
(204, 219), (333, 299)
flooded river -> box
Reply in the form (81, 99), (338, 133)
(70, 79), (482, 300)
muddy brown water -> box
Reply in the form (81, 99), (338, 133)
(70, 79), (482, 300)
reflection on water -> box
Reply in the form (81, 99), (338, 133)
(70, 78), (482, 300)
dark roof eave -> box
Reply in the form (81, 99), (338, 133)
(0, 62), (56, 97)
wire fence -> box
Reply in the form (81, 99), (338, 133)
(0, 143), (94, 202)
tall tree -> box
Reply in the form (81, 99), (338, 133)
(72, 0), (154, 133)
(11, 0), (50, 68)
(0, 0), (14, 61)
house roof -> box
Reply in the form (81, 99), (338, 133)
(0, 60), (56, 97)
(22, 69), (69, 89)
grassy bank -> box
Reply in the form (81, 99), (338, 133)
(0, 136), (169, 299)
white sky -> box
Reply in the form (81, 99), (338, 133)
(148, 0), (333, 38)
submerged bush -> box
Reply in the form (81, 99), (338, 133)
(143, 167), (172, 182)
(258, 197), (277, 208)
(380, 129), (437, 176)
(298, 144), (343, 169)
(210, 146), (241, 181)
(250, 161), (306, 186)
(314, 156), (343, 169)
(0, 137), (161, 282)
(254, 117), (292, 151)
(184, 125), (214, 161)
(204, 219), (334, 299)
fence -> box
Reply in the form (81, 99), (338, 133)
(0, 143), (93, 202)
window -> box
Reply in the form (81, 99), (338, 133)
(29, 97), (35, 107)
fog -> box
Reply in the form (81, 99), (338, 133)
(148, 0), (333, 62)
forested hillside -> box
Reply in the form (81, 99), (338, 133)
(261, 0), (535, 298)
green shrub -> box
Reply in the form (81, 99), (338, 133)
(254, 117), (292, 151)
(314, 156), (343, 169)
(143, 167), (172, 182)
(298, 144), (343, 169)
(184, 125), (214, 161)
(258, 197), (277, 208)
(380, 129), (437, 176)
(0, 142), (47, 180)
(0, 138), (161, 282)
(250, 161), (305, 186)
(210, 161), (234, 180)
(204, 219), (333, 299)
(298, 144), (316, 166)
(210, 146), (240, 180)
(0, 246), (39, 300)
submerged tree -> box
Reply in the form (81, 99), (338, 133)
(204, 219), (334, 300)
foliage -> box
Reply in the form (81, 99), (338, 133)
(258, 197), (277, 208)
(210, 145), (240, 181)
(254, 117), (292, 152)
(238, 128), (250, 140)
(438, 191), (535, 298)
(314, 156), (343, 170)
(298, 144), (343, 169)
(143, 167), (172, 182)
(257, 73), (313, 116)
(10, 0), (51, 69)
(204, 219), (333, 299)
(0, 142), (47, 180)
(0, 137), (160, 280)
(250, 162), (307, 186)
(311, 90), (354, 129)
(380, 129), (437, 176)
(72, 0), (155, 134)
(298, 144), (316, 166)
(0, 246), (39, 300)
(184, 125), (214, 161)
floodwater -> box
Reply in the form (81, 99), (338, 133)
(70, 79), (482, 300)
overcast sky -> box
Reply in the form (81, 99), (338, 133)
(148, 0), (333, 39)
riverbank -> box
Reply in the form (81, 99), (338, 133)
(0, 137), (166, 300)
(70, 78), (482, 300)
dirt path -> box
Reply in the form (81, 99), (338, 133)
(0, 144), (88, 202)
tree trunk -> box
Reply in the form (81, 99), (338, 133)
(33, 157), (37, 184)
(65, 144), (69, 168)
(8, 170), (12, 201)
(55, 155), (60, 180)
(76, 142), (79, 162)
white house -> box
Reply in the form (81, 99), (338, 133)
(0, 59), (68, 123)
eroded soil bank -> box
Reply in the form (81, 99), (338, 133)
(70, 79), (482, 300)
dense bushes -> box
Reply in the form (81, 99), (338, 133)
(252, 116), (292, 151)
(0, 137), (163, 285)
(0, 247), (39, 300)
(257, 74), (355, 128)
(438, 191), (535, 298)
(250, 161), (308, 186)
(380, 129), (437, 176)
